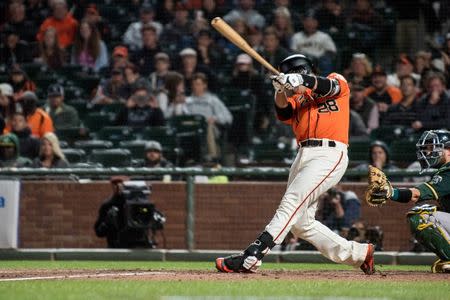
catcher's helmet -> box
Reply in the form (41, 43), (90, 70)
(416, 129), (450, 172)
(279, 54), (314, 74)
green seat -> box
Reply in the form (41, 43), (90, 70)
(83, 112), (115, 133)
(169, 115), (207, 163)
(88, 148), (132, 167)
(390, 139), (417, 166)
(55, 127), (90, 146)
(96, 126), (135, 145)
(62, 148), (86, 164)
(140, 126), (174, 140)
(118, 140), (147, 160)
(348, 139), (371, 163)
(74, 140), (113, 154)
(252, 141), (294, 164)
(66, 99), (90, 117)
(370, 126), (406, 144)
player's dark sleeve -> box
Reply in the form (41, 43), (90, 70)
(274, 102), (293, 121)
(94, 201), (112, 237)
(416, 169), (450, 202)
(302, 74), (341, 98)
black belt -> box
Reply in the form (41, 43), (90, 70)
(300, 139), (336, 148)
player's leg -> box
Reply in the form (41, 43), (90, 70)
(215, 147), (307, 273)
(407, 206), (450, 273)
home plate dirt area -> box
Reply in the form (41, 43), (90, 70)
(0, 269), (448, 282)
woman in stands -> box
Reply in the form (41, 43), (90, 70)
(71, 19), (108, 72)
(32, 132), (69, 168)
(34, 27), (66, 70)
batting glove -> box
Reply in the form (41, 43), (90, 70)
(271, 73), (285, 93)
(242, 256), (262, 272)
(283, 74), (304, 90)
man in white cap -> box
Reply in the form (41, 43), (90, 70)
(179, 48), (216, 94)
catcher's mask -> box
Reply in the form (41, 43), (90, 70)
(279, 54), (314, 75)
(416, 130), (450, 172)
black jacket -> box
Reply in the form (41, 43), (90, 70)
(115, 106), (165, 128)
(415, 93), (450, 130)
(12, 127), (40, 160)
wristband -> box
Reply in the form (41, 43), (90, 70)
(391, 188), (411, 203)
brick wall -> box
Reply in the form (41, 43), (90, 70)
(19, 181), (414, 251)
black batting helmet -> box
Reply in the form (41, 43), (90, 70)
(279, 54), (314, 74)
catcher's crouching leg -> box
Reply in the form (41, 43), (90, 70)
(215, 231), (275, 273)
(407, 205), (450, 273)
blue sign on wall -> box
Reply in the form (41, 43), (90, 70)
(0, 197), (4, 208)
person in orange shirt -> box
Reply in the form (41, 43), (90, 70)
(19, 92), (54, 138)
(215, 54), (374, 275)
(36, 0), (78, 49)
(364, 66), (402, 116)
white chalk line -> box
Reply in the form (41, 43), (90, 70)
(0, 271), (172, 282)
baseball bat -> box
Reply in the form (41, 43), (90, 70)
(211, 17), (280, 75)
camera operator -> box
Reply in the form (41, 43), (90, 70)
(94, 176), (165, 248)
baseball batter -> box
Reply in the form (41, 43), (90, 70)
(366, 129), (450, 273)
(216, 54), (374, 274)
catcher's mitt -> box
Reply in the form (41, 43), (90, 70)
(365, 165), (393, 207)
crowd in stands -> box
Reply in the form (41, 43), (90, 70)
(0, 0), (449, 171)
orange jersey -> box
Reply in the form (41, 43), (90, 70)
(279, 73), (350, 145)
(364, 85), (402, 104)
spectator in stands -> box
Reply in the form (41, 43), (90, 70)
(355, 140), (399, 172)
(36, 0), (79, 49)
(316, 187), (361, 234)
(412, 72), (450, 131)
(83, 4), (111, 43)
(149, 53), (171, 113)
(71, 19), (108, 72)
(92, 68), (128, 105)
(115, 82), (165, 129)
(178, 48), (216, 94)
(123, 4), (162, 52)
(32, 132), (68, 168)
(346, 220), (367, 243)
(315, 0), (345, 36)
(160, 3), (194, 52)
(290, 10), (337, 75)
(248, 26), (263, 52)
(34, 27), (67, 70)
(350, 84), (379, 134)
(0, 133), (32, 167)
(8, 65), (36, 101)
(364, 225), (384, 251)
(349, 109), (368, 138)
(130, 25), (161, 77)
(219, 18), (249, 56)
(164, 71), (188, 118)
(142, 140), (173, 169)
(258, 27), (290, 75)
(0, 83), (15, 127)
(414, 51), (432, 78)
(201, 0), (226, 23)
(185, 72), (232, 161)
(3, 2), (36, 43)
(345, 53), (372, 88)
(270, 7), (294, 49)
(10, 112), (40, 160)
(26, 0), (49, 28)
(19, 91), (54, 138)
(123, 63), (147, 99)
(44, 84), (79, 130)
(154, 0), (175, 25)
(109, 46), (129, 70)
(364, 66), (402, 117)
(0, 26), (33, 65)
(384, 75), (419, 127)
(387, 55), (420, 88)
(391, 2), (424, 57)
(223, 0), (265, 30)
(195, 29), (222, 69)
(347, 0), (382, 56)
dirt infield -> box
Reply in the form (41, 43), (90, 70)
(0, 268), (448, 282)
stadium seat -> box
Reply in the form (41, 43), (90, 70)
(66, 99), (90, 117)
(118, 140), (147, 160)
(88, 148), (132, 167)
(139, 126), (174, 140)
(55, 127), (90, 146)
(390, 139), (417, 166)
(348, 139), (371, 165)
(62, 148), (86, 164)
(169, 115), (207, 163)
(82, 112), (115, 133)
(96, 126), (135, 145)
(74, 140), (113, 154)
(370, 126), (406, 144)
(251, 140), (294, 165)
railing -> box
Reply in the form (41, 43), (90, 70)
(0, 167), (432, 250)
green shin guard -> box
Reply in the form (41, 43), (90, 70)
(407, 214), (450, 261)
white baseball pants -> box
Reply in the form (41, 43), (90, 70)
(265, 140), (369, 267)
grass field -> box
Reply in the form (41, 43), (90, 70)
(0, 261), (448, 300)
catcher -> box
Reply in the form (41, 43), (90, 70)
(365, 129), (450, 273)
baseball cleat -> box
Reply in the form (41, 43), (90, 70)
(431, 259), (450, 273)
(360, 244), (375, 275)
(215, 257), (234, 273)
(215, 254), (258, 273)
